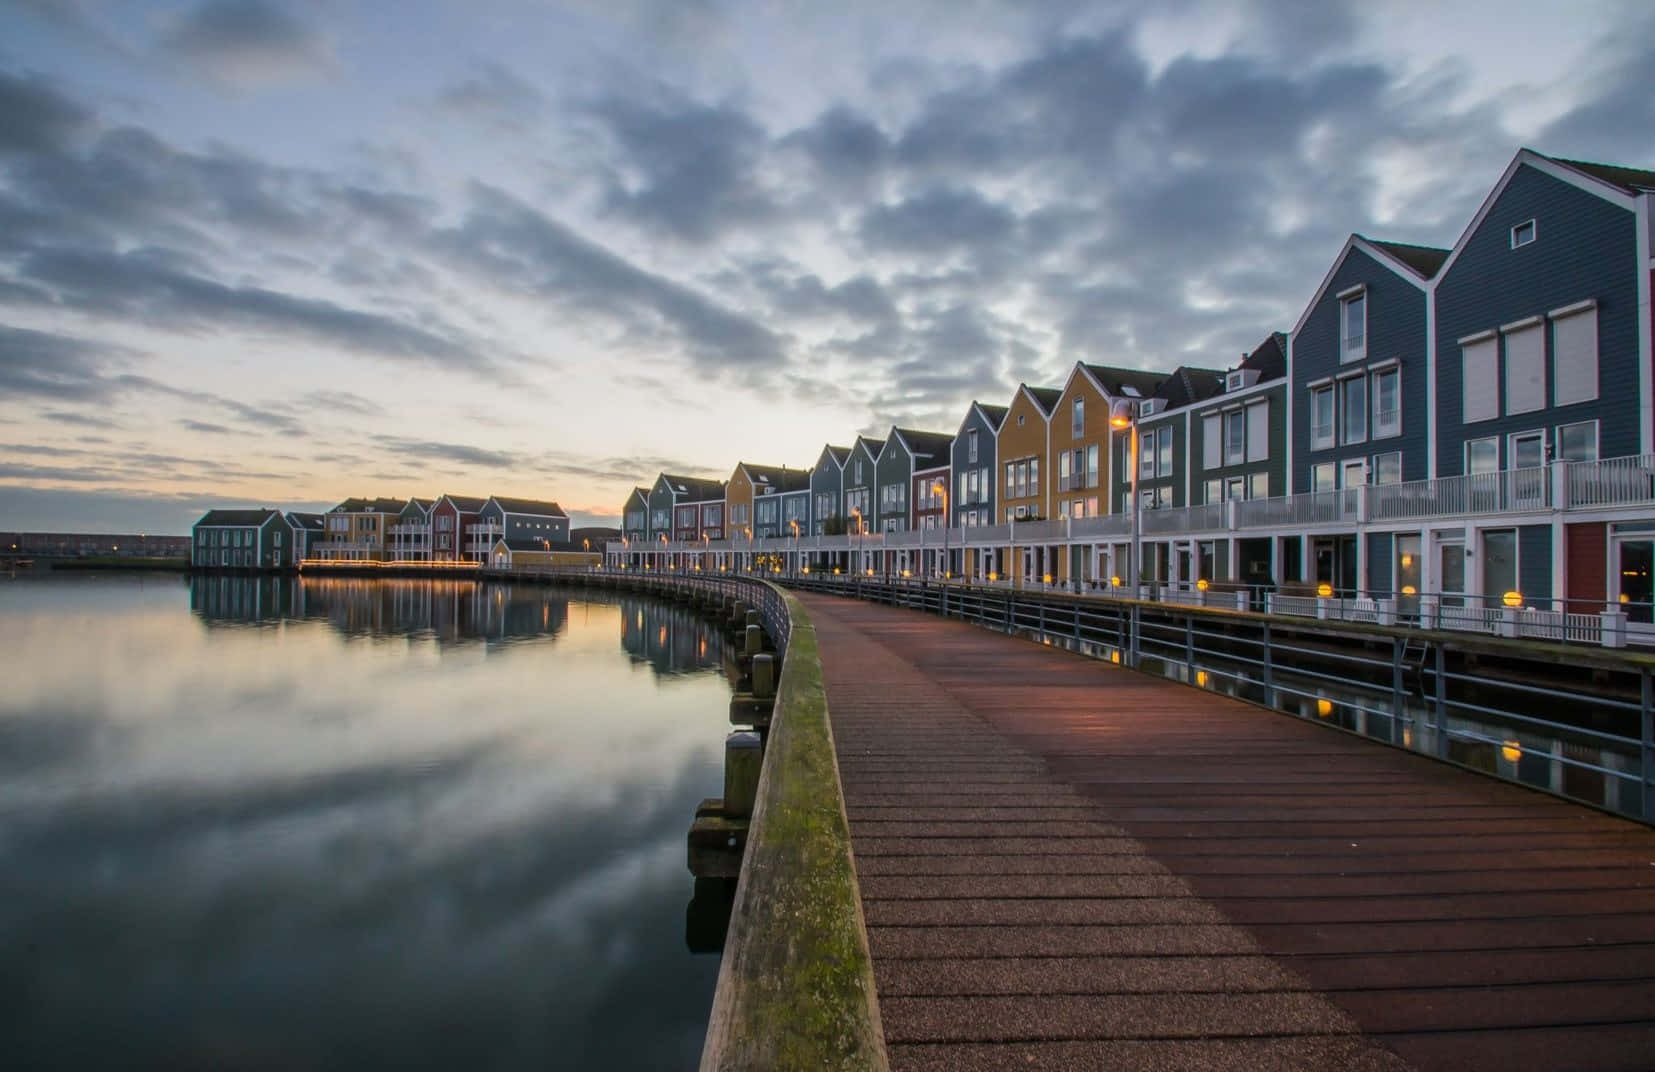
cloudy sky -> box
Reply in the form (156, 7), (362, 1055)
(1, 0), (1651, 533)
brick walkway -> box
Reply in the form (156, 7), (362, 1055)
(796, 590), (1655, 1071)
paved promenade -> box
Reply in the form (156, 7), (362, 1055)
(795, 590), (1655, 1071)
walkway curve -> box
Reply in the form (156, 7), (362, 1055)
(797, 590), (1655, 1072)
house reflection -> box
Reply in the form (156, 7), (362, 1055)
(188, 575), (570, 644)
(618, 597), (727, 677)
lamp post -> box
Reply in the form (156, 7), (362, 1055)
(851, 507), (862, 592)
(789, 519), (799, 577)
(1109, 399), (1141, 603)
(659, 531), (668, 571)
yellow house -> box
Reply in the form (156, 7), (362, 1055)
(996, 384), (1061, 583)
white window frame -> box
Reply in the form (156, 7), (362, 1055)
(1371, 366), (1401, 440)
(1072, 396), (1084, 438)
(1309, 385), (1334, 450)
(967, 428), (978, 463)
(1202, 413), (1222, 470)
(1372, 451), (1402, 486)
(1461, 333), (1499, 423)
(1508, 429), (1547, 471)
(1223, 409), (1246, 466)
(1341, 458), (1368, 488)
(1311, 461), (1336, 493)
(1556, 419), (1599, 463)
(1245, 401), (1269, 463)
(1340, 288), (1366, 363)
(1340, 374), (1367, 446)
(1510, 218), (1536, 249)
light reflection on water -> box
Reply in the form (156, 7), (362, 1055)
(0, 574), (732, 1069)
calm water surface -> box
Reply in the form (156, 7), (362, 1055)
(0, 574), (736, 1069)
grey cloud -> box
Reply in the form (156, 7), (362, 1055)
(779, 105), (889, 191)
(588, 90), (778, 243)
(435, 63), (547, 125)
(42, 409), (120, 429)
(112, 374), (303, 435)
(297, 390), (383, 417)
(0, 323), (117, 401)
(374, 436), (515, 470)
(177, 418), (238, 435)
(1537, 7), (1655, 164)
(438, 184), (786, 373)
(0, 70), (92, 155)
(743, 261), (899, 327)
(859, 186), (1017, 257)
(158, 0), (333, 85)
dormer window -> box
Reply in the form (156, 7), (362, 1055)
(1511, 219), (1536, 249)
(1341, 288), (1366, 362)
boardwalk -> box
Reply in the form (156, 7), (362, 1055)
(795, 590), (1655, 1072)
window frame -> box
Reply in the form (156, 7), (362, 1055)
(1340, 374), (1368, 446)
(1309, 385), (1335, 450)
(1556, 419), (1599, 463)
(1510, 218), (1537, 249)
(1371, 366), (1401, 440)
(1340, 289), (1367, 363)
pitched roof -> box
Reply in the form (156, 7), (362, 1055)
(1082, 364), (1166, 399)
(741, 462), (809, 492)
(1552, 155), (1655, 194)
(974, 402), (1008, 430)
(1363, 237), (1450, 279)
(825, 445), (850, 464)
(409, 497), (433, 509)
(494, 536), (587, 553)
(661, 474), (726, 502)
(330, 497), (369, 512)
(1023, 385), (1062, 415)
(492, 496), (567, 517)
(1153, 366), (1226, 409)
(854, 435), (885, 457)
(1238, 332), (1288, 380)
(196, 508), (281, 527)
(285, 511), (326, 530)
(892, 427), (954, 468)
(439, 493), (488, 512)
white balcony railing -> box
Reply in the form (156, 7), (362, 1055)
(1567, 454), (1655, 508)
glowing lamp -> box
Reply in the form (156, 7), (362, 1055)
(988, 571), (999, 582)
(1621, 592), (1631, 604)
(1502, 590), (1523, 608)
(1316, 582), (1333, 598)
(1109, 575), (1121, 587)
(1042, 573), (1053, 584)
(1109, 413), (1130, 429)
(1195, 670), (1209, 688)
(1315, 698), (1333, 718)
(866, 568), (874, 576)
(1110, 649), (1121, 664)
(1501, 740), (1522, 763)
(1196, 578), (1209, 591)
(1401, 585), (1417, 596)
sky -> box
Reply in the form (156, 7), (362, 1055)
(1, 0), (1651, 533)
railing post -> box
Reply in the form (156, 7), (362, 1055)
(1129, 603), (1140, 668)
(1434, 642), (1448, 759)
(1643, 668), (1654, 822)
(1184, 614), (1194, 675)
(1390, 636), (1404, 746)
(1261, 620), (1273, 705)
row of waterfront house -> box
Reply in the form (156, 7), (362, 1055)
(193, 495), (582, 570)
(611, 149), (1655, 635)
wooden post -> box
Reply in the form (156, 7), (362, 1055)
(751, 653), (776, 699)
(744, 623), (763, 656)
(724, 731), (763, 820)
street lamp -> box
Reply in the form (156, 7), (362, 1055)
(1110, 400), (1141, 604)
(850, 507), (862, 590)
(932, 481), (949, 580)
(789, 518), (800, 577)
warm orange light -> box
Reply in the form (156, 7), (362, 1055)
(1401, 584), (1417, 596)
(1110, 575), (1121, 587)
(1316, 582), (1333, 598)
(1621, 592), (1631, 604)
(1110, 414), (1130, 429)
(1502, 590), (1523, 608)
(1316, 698), (1333, 718)
(1501, 740), (1522, 763)
(1196, 578), (1209, 591)
(1042, 572), (1052, 584)
(988, 571), (999, 582)
(833, 567), (841, 575)
(1195, 670), (1209, 687)
(1110, 649), (1121, 664)
(866, 568), (874, 576)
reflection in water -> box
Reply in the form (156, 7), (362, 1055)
(0, 575), (733, 1070)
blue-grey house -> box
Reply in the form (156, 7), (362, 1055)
(809, 445), (849, 535)
(951, 401), (1006, 530)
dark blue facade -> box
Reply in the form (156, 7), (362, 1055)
(951, 404), (1001, 527)
(1291, 243), (1431, 492)
(1435, 162), (1642, 475)
(809, 446), (845, 535)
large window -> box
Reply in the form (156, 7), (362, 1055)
(1510, 431), (1546, 470)
(1504, 321), (1545, 415)
(1372, 451), (1402, 485)
(1072, 396), (1084, 437)
(1466, 437), (1499, 474)
(1341, 291), (1366, 362)
(1156, 429), (1172, 477)
(1340, 376), (1367, 444)
(1312, 462), (1336, 492)
(1372, 367), (1400, 439)
(1557, 420), (1598, 462)
(1202, 413), (1222, 469)
(1553, 306), (1599, 407)
(967, 428), (979, 463)
(1224, 410), (1246, 466)
(1246, 401), (1268, 461)
(1309, 386), (1334, 450)
(1462, 336), (1498, 422)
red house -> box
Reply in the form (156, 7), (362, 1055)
(430, 493), (487, 562)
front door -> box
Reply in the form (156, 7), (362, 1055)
(1617, 539), (1654, 624)
(1482, 529), (1518, 607)
(1439, 541), (1465, 606)
(1395, 534), (1422, 619)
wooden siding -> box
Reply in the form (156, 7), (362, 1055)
(1189, 383), (1289, 503)
(1367, 531), (1393, 594)
(647, 476), (677, 541)
(843, 440), (880, 531)
(811, 447), (845, 534)
(1292, 245), (1430, 490)
(1436, 164), (1641, 474)
(998, 391), (1051, 521)
(726, 465), (754, 535)
(1050, 371), (1111, 517)
(876, 439), (913, 532)
(951, 408), (999, 526)
(1519, 523), (1553, 603)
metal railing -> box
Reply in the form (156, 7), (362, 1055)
(1568, 453), (1655, 508)
(769, 571), (1654, 823)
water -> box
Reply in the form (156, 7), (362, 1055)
(0, 573), (735, 1069)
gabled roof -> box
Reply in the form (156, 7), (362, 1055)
(825, 444), (850, 464)
(491, 496), (567, 518)
(1359, 237), (1450, 279)
(1081, 364), (1167, 399)
(974, 402), (1008, 430)
(285, 511), (326, 531)
(196, 508), (282, 527)
(1553, 156), (1655, 194)
(661, 474), (725, 502)
(890, 427), (954, 468)
(740, 462), (809, 492)
(330, 497), (369, 513)
(330, 497), (406, 514)
(437, 493), (488, 513)
(625, 486), (649, 506)
(1237, 332), (1288, 380)
(1291, 233), (1440, 337)
(1021, 385), (1062, 416)
(409, 497), (433, 510)
(853, 435), (885, 459)
(1152, 366), (1226, 409)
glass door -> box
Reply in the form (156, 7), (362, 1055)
(1439, 542), (1465, 607)
(1396, 534), (1421, 618)
(1482, 529), (1518, 606)
(1618, 539), (1654, 624)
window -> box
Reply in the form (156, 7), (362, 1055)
(1511, 218), (1536, 248)
(1372, 452), (1402, 485)
(1341, 376), (1367, 444)
(1072, 396), (1084, 437)
(1058, 449), (1071, 491)
(1309, 386), (1334, 450)
(1557, 421), (1598, 462)
(1156, 430), (1172, 478)
(1202, 413), (1221, 469)
(1312, 462), (1336, 492)
(273, 530), (282, 547)
(1085, 444), (1099, 488)
(1462, 336), (1498, 422)
(1248, 472), (1269, 500)
(1015, 461), (1028, 499)
(1504, 321), (1544, 415)
(1139, 429), (1156, 481)
(967, 428), (978, 463)
(1342, 458), (1367, 488)
(1029, 457), (1039, 495)
(1372, 368), (1400, 439)
(1341, 291), (1366, 362)
(1510, 430), (1546, 470)
(1223, 410), (1245, 466)
(854, 459), (863, 483)
(1553, 306), (1599, 406)
(1204, 478), (1221, 504)
(1005, 463), (1015, 497)
(1225, 476), (1245, 501)
(967, 468), (979, 500)
(1246, 401), (1268, 462)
